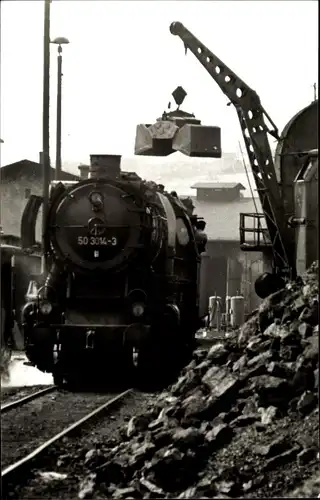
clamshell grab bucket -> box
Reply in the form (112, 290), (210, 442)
(173, 124), (221, 158)
(134, 120), (221, 158)
(134, 121), (179, 157)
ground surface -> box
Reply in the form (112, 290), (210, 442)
(5, 391), (158, 500)
(2, 264), (319, 499)
(2, 387), (135, 469)
(1, 385), (52, 405)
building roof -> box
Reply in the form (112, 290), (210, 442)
(0, 159), (79, 181)
(191, 182), (246, 190)
(189, 196), (264, 242)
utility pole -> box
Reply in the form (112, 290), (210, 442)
(56, 46), (62, 177)
(42, 0), (51, 268)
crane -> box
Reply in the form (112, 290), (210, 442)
(169, 22), (296, 283)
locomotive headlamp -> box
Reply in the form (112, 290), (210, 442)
(39, 301), (53, 315)
(89, 191), (104, 209)
(132, 302), (145, 317)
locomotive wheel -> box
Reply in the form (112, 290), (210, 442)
(110, 346), (135, 388)
(118, 347), (135, 382)
(53, 370), (64, 387)
(135, 343), (164, 389)
(52, 356), (66, 388)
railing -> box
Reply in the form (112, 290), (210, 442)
(239, 212), (272, 251)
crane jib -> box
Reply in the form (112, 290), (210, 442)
(170, 21), (296, 279)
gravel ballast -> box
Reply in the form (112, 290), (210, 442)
(5, 391), (159, 499)
(1, 385), (54, 406)
(2, 388), (134, 469)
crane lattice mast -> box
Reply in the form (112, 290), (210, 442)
(170, 22), (296, 279)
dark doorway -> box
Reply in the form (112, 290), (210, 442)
(206, 256), (228, 308)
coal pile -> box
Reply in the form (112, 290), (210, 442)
(78, 263), (319, 499)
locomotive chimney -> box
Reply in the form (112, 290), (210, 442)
(78, 164), (90, 179)
(89, 154), (121, 180)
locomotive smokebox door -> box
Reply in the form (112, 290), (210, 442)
(173, 124), (221, 158)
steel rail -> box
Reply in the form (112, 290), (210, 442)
(1, 388), (133, 494)
(1, 386), (57, 414)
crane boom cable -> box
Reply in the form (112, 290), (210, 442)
(238, 141), (258, 214)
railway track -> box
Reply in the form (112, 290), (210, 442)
(1, 386), (57, 414)
(1, 388), (133, 498)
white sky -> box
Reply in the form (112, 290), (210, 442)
(0, 0), (318, 167)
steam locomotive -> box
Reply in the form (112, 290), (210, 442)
(21, 155), (207, 386)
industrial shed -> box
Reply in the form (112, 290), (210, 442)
(185, 182), (265, 315)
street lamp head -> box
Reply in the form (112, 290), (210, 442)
(51, 37), (70, 45)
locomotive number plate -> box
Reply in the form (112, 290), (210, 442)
(77, 236), (117, 246)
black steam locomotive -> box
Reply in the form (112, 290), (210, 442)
(21, 155), (207, 386)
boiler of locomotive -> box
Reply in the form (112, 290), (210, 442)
(47, 156), (155, 273)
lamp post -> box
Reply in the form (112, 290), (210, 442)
(50, 36), (69, 178)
